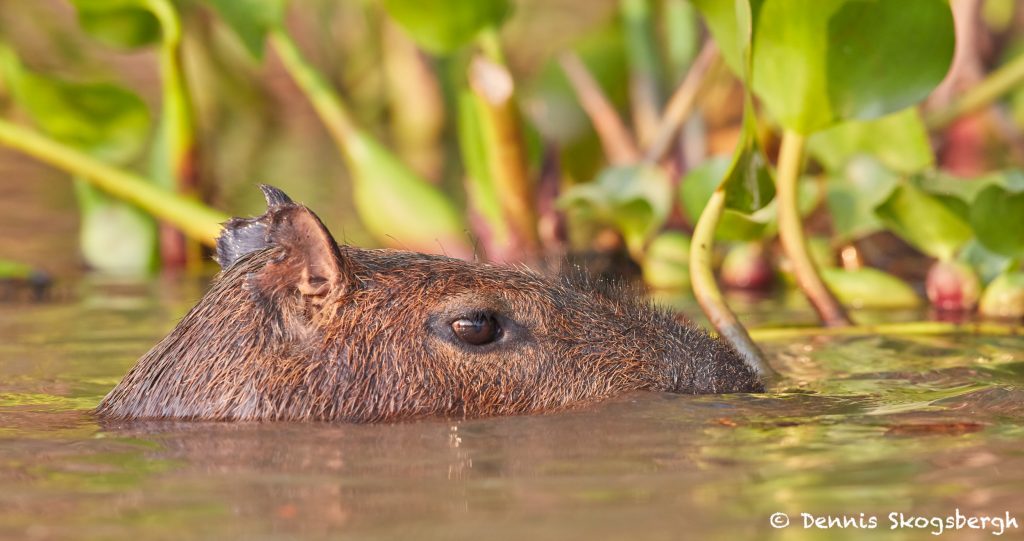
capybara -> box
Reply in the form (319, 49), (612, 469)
(96, 185), (763, 422)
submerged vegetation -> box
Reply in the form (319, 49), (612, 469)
(2, 0), (1024, 360)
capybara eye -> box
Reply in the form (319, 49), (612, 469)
(452, 314), (501, 346)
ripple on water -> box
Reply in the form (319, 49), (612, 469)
(0, 292), (1022, 541)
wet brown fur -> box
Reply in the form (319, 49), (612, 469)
(96, 188), (763, 422)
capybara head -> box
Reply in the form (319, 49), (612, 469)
(96, 186), (763, 422)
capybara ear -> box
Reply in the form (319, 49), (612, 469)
(214, 185), (296, 269)
(217, 185), (352, 300)
(263, 200), (350, 299)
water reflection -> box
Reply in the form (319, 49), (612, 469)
(0, 280), (1022, 540)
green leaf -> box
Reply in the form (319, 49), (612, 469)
(720, 113), (775, 213)
(807, 108), (934, 175)
(663, 0), (700, 77)
(205, 0), (287, 58)
(958, 239), (1014, 285)
(979, 271), (1024, 319)
(917, 169), (1024, 203)
(70, 0), (161, 49)
(690, 0), (746, 75)
(695, 0), (954, 133)
(642, 231), (691, 290)
(969, 184), (1024, 259)
(825, 157), (899, 243)
(875, 183), (973, 260)
(680, 100), (776, 240)
(560, 164), (672, 258)
(822, 267), (921, 309)
(346, 131), (471, 255)
(681, 157), (770, 241)
(681, 157), (820, 242)
(381, 0), (511, 54)
(0, 259), (36, 280)
(1, 49), (150, 164)
(74, 179), (157, 274)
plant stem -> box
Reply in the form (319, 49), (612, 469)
(476, 26), (506, 65)
(926, 51), (1024, 130)
(690, 189), (777, 379)
(468, 54), (541, 260)
(644, 41), (718, 163)
(270, 28), (471, 259)
(620, 0), (664, 147)
(0, 118), (226, 245)
(749, 321), (1021, 341)
(776, 129), (852, 327)
(269, 29), (357, 149)
(559, 52), (640, 164)
(147, 0), (195, 190)
(147, 0), (201, 269)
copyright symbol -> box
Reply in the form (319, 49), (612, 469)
(770, 512), (790, 528)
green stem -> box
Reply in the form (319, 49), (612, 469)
(147, 0), (195, 187)
(468, 54), (540, 259)
(690, 189), (777, 379)
(270, 28), (471, 258)
(147, 0), (200, 267)
(926, 51), (1024, 130)
(749, 321), (1022, 341)
(470, 28), (540, 259)
(269, 29), (357, 151)
(0, 259), (35, 280)
(0, 118), (227, 245)
(644, 41), (717, 163)
(776, 129), (852, 327)
(620, 0), (665, 147)
(560, 52), (640, 164)
(476, 26), (506, 65)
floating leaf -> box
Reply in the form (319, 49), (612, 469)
(70, 0), (161, 49)
(808, 108), (933, 175)
(560, 164), (672, 258)
(821, 267), (921, 309)
(969, 184), (1024, 259)
(205, 0), (287, 58)
(875, 184), (973, 260)
(381, 0), (511, 54)
(979, 271), (1024, 319)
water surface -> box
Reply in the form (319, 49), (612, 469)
(1, 280), (1022, 540)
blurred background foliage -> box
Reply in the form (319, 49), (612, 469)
(1, 0), (1024, 329)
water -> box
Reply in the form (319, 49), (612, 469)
(1, 280), (1022, 540)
